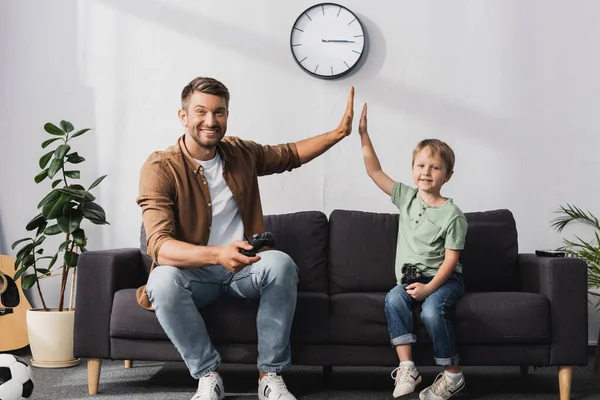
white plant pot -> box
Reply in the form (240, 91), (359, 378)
(26, 308), (80, 368)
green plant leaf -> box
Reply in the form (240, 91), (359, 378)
(15, 243), (34, 264)
(56, 187), (86, 200)
(54, 144), (71, 160)
(25, 213), (46, 231)
(64, 251), (79, 268)
(60, 120), (74, 133)
(52, 179), (62, 189)
(41, 137), (61, 148)
(33, 235), (46, 247)
(47, 158), (63, 179)
(88, 175), (107, 191)
(34, 169), (48, 184)
(39, 151), (54, 169)
(22, 274), (37, 290)
(48, 253), (58, 269)
(42, 195), (70, 219)
(13, 266), (28, 282)
(82, 201), (109, 225)
(70, 128), (90, 139)
(66, 152), (85, 164)
(11, 238), (33, 250)
(44, 122), (64, 136)
(58, 239), (71, 252)
(72, 228), (86, 246)
(57, 207), (83, 233)
(23, 254), (35, 268)
(64, 170), (80, 179)
(44, 224), (62, 236)
(37, 190), (59, 209)
(35, 268), (51, 276)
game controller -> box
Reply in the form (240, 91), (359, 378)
(401, 263), (425, 285)
(239, 232), (275, 257)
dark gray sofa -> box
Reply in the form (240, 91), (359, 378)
(74, 209), (588, 399)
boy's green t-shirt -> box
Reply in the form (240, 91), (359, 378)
(391, 182), (468, 283)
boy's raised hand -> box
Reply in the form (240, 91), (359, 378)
(359, 103), (368, 135)
(334, 86), (355, 139)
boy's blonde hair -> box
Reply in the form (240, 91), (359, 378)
(412, 139), (455, 173)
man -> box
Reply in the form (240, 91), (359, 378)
(136, 76), (355, 400)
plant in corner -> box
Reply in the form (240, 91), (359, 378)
(11, 120), (109, 312)
(551, 204), (600, 303)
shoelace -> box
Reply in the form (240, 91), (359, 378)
(263, 373), (290, 394)
(390, 364), (413, 385)
(430, 372), (453, 395)
(193, 372), (219, 399)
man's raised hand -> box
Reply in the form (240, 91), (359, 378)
(335, 86), (355, 139)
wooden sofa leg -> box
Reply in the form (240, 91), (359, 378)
(88, 358), (102, 395)
(125, 360), (133, 368)
(558, 366), (572, 400)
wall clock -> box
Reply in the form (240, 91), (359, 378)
(290, 3), (366, 79)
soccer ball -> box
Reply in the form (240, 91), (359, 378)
(0, 354), (34, 400)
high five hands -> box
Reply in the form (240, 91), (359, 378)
(335, 86), (369, 139)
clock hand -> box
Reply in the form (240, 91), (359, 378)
(321, 39), (356, 43)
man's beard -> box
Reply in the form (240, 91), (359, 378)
(190, 127), (223, 149)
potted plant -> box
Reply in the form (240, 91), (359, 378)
(11, 120), (108, 368)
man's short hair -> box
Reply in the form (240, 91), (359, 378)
(412, 139), (455, 173)
(181, 77), (230, 111)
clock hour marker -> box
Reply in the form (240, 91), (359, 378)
(348, 18), (356, 25)
(299, 56), (307, 63)
(354, 34), (364, 38)
(322, 4), (324, 15)
(352, 50), (361, 54)
(331, 66), (334, 75)
(292, 44), (302, 47)
(337, 6), (342, 17)
(305, 13), (312, 21)
(314, 65), (319, 74)
(294, 27), (304, 32)
(344, 61), (350, 68)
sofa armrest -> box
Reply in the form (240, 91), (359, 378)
(74, 248), (148, 359)
(518, 253), (588, 365)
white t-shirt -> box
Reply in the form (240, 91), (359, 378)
(197, 153), (244, 247)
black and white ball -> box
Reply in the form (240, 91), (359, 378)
(0, 354), (34, 400)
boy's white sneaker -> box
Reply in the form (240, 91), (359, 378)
(191, 372), (224, 400)
(419, 372), (465, 400)
(391, 363), (422, 397)
(258, 373), (297, 400)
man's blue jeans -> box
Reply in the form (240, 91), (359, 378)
(146, 250), (299, 379)
(384, 272), (464, 366)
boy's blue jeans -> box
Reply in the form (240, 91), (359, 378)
(385, 272), (464, 366)
(146, 250), (299, 379)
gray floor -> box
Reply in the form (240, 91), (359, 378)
(10, 348), (600, 399)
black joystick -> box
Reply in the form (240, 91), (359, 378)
(400, 263), (425, 285)
(239, 232), (275, 257)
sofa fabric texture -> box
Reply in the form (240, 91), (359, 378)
(75, 209), (588, 369)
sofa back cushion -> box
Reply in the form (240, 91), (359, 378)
(264, 211), (329, 293)
(328, 208), (519, 294)
(140, 211), (330, 293)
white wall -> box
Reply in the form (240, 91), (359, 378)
(1, 0), (599, 341)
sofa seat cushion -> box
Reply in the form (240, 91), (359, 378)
(329, 292), (551, 346)
(453, 292), (551, 344)
(110, 289), (329, 344)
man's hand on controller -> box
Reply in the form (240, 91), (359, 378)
(217, 241), (261, 273)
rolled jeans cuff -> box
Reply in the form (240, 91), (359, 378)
(391, 333), (417, 347)
(193, 358), (221, 379)
(259, 361), (292, 374)
(434, 354), (460, 366)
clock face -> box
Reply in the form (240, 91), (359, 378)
(290, 3), (366, 79)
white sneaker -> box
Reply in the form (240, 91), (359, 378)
(391, 363), (422, 397)
(258, 373), (297, 400)
(191, 372), (224, 400)
(419, 372), (465, 400)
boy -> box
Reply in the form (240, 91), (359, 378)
(358, 104), (468, 400)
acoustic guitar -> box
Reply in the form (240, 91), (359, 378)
(0, 254), (30, 351)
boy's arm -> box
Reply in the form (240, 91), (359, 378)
(358, 103), (395, 196)
(425, 249), (460, 292)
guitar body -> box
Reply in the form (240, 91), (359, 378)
(0, 254), (30, 351)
